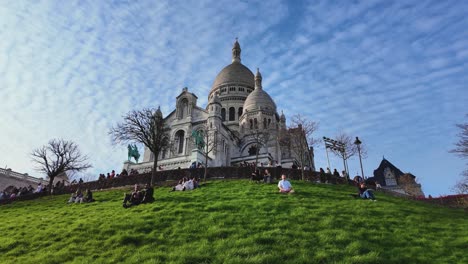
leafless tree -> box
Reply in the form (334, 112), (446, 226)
(31, 139), (91, 194)
(450, 118), (468, 194)
(329, 132), (368, 160)
(109, 107), (169, 186)
(288, 114), (319, 180)
(193, 125), (221, 182)
(327, 132), (368, 176)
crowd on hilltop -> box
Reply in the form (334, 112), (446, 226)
(2, 162), (381, 207)
(0, 182), (47, 201)
(96, 168), (140, 182)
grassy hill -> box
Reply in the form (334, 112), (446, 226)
(0, 180), (466, 264)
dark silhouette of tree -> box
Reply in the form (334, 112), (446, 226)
(329, 132), (368, 160)
(288, 114), (319, 180)
(328, 132), (368, 175)
(450, 117), (468, 194)
(109, 107), (169, 186)
(31, 139), (91, 194)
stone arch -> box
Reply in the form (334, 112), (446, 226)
(229, 107), (235, 121)
(175, 130), (185, 154)
(178, 98), (189, 119)
(221, 108), (226, 121)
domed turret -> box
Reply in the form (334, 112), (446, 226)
(243, 68), (277, 113)
(280, 110), (286, 122)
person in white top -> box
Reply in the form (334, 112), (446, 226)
(183, 178), (194, 190)
(278, 174), (294, 193)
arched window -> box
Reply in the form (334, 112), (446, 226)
(229, 107), (235, 121)
(221, 108), (226, 121)
(175, 130), (185, 154)
(250, 119), (253, 129)
(178, 99), (188, 119)
(268, 119), (271, 127)
(238, 107), (243, 118)
(263, 118), (267, 129)
(254, 118), (258, 129)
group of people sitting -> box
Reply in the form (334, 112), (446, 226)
(68, 188), (95, 203)
(251, 169), (273, 183)
(171, 177), (200, 191)
(0, 184), (36, 200)
(122, 184), (154, 208)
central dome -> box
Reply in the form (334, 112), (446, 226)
(210, 40), (254, 93)
(212, 62), (254, 89)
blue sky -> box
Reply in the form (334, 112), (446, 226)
(0, 0), (467, 196)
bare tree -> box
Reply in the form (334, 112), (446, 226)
(329, 132), (368, 161)
(192, 126), (221, 182)
(288, 114), (319, 180)
(450, 118), (468, 194)
(109, 107), (169, 186)
(31, 139), (91, 194)
(327, 132), (368, 176)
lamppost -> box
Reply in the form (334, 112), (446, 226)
(354, 137), (365, 179)
(323, 137), (347, 178)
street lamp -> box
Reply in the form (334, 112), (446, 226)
(354, 137), (365, 179)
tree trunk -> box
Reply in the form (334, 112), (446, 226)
(151, 156), (158, 187)
(204, 152), (208, 182)
(255, 147), (259, 172)
(300, 158), (305, 181)
(48, 175), (55, 195)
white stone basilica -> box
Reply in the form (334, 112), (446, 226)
(125, 40), (314, 172)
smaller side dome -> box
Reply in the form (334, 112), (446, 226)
(243, 69), (277, 113)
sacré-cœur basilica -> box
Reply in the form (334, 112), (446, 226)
(124, 40), (315, 173)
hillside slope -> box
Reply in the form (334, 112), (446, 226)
(0, 180), (466, 264)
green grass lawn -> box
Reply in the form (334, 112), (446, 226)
(0, 180), (467, 264)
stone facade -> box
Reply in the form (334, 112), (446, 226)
(0, 168), (44, 191)
(126, 41), (315, 173)
(372, 158), (424, 197)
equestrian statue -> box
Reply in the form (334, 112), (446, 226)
(127, 144), (140, 163)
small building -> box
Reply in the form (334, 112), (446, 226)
(0, 168), (45, 191)
(372, 158), (424, 197)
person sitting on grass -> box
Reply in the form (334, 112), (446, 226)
(278, 174), (294, 193)
(251, 169), (262, 183)
(123, 184), (142, 208)
(192, 177), (199, 189)
(141, 184), (154, 203)
(358, 182), (376, 201)
(171, 179), (186, 191)
(263, 169), (272, 183)
(183, 177), (194, 191)
(83, 189), (95, 203)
